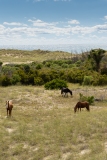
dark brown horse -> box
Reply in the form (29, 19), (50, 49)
(74, 101), (90, 113)
(6, 100), (13, 117)
(61, 87), (73, 97)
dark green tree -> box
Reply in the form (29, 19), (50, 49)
(88, 48), (105, 72)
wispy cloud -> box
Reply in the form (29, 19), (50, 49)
(2, 19), (107, 36)
(104, 15), (107, 20)
(68, 20), (80, 25)
(3, 22), (27, 26)
(28, 19), (56, 27)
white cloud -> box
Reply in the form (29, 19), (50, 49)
(0, 18), (107, 45)
(3, 22), (27, 26)
(68, 20), (80, 25)
(28, 19), (55, 27)
(93, 24), (107, 31)
(0, 24), (5, 29)
(104, 16), (107, 20)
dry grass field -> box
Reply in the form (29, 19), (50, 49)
(0, 84), (107, 160)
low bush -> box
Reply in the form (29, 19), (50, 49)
(79, 93), (94, 105)
(44, 79), (68, 90)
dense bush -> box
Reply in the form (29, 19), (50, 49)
(11, 74), (21, 85)
(83, 76), (93, 85)
(34, 77), (44, 85)
(44, 79), (68, 90)
(1, 75), (12, 86)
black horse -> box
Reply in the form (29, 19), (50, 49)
(61, 87), (73, 97)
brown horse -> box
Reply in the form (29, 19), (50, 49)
(6, 100), (13, 117)
(74, 101), (90, 113)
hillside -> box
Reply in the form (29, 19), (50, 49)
(0, 49), (74, 64)
(1, 49), (107, 64)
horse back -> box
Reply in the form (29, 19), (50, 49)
(77, 101), (89, 108)
(9, 101), (13, 109)
(6, 100), (13, 109)
(81, 101), (90, 111)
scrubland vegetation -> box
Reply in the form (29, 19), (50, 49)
(0, 48), (107, 87)
(0, 48), (107, 159)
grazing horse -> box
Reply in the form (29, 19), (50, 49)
(61, 87), (73, 97)
(74, 101), (90, 113)
(6, 100), (13, 117)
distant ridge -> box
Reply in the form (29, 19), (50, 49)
(0, 44), (107, 54)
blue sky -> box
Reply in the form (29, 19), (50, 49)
(0, 0), (107, 45)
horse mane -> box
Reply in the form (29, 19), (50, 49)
(61, 87), (73, 97)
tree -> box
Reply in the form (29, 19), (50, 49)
(88, 48), (105, 72)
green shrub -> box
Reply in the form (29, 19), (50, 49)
(11, 74), (21, 85)
(36, 64), (42, 69)
(83, 76), (93, 85)
(1, 75), (12, 86)
(44, 79), (68, 90)
(34, 77), (44, 85)
(79, 93), (94, 105)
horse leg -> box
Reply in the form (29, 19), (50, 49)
(77, 107), (79, 112)
(9, 109), (11, 117)
(7, 109), (8, 117)
(74, 108), (77, 113)
(11, 109), (12, 116)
